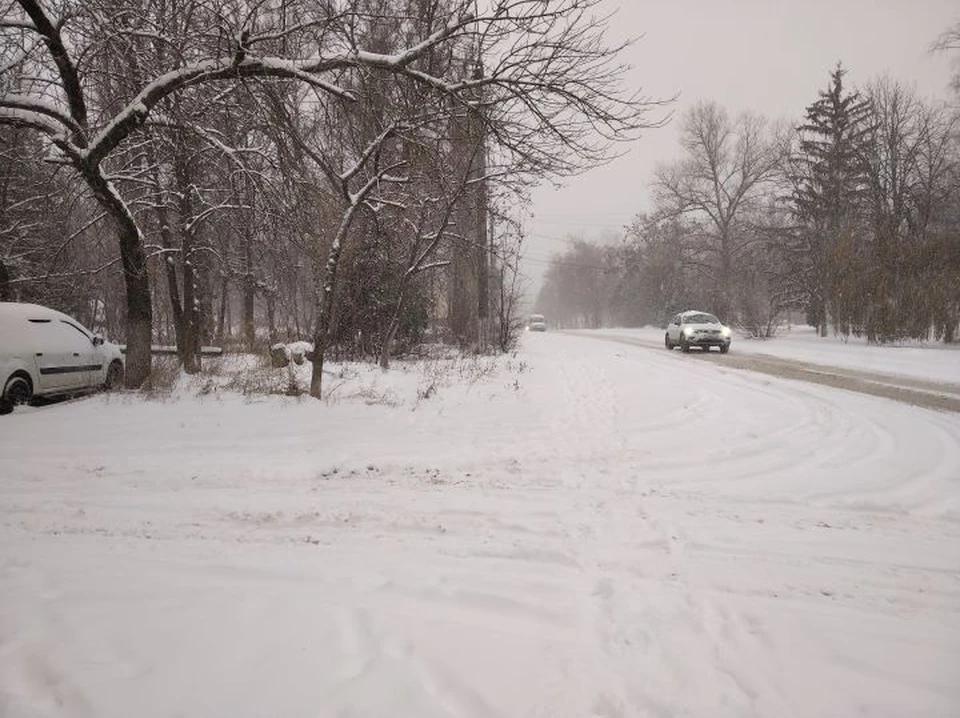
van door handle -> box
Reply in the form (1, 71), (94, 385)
(36, 352), (43, 357)
(73, 352), (80, 357)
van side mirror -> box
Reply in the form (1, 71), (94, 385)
(92, 335), (104, 346)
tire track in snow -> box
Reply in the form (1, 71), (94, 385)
(529, 345), (777, 715)
(3, 331), (959, 716)
(582, 331), (960, 412)
(525, 332), (960, 714)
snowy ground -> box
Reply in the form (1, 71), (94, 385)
(589, 324), (960, 385)
(1, 332), (959, 717)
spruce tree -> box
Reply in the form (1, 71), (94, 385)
(790, 63), (873, 336)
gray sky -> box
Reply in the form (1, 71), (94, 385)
(522, 0), (959, 292)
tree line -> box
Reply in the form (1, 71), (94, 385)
(0, 0), (662, 395)
(538, 51), (960, 344)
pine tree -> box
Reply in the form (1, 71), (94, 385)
(790, 63), (873, 336)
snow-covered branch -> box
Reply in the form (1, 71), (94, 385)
(0, 106), (71, 145)
(347, 161), (408, 206)
(409, 259), (450, 275)
(351, 9), (475, 70)
(339, 122), (399, 185)
(82, 56), (358, 167)
(184, 203), (249, 234)
(16, 0), (88, 129)
(0, 18), (36, 32)
(0, 93), (80, 135)
(7, 255), (122, 284)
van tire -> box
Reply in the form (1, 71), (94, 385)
(104, 361), (124, 391)
(2, 373), (32, 412)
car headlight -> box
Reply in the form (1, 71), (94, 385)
(721, 326), (731, 337)
(682, 327), (694, 336)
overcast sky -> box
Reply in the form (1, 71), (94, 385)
(522, 0), (959, 293)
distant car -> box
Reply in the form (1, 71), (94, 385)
(665, 310), (731, 353)
(0, 302), (125, 415)
(527, 314), (547, 332)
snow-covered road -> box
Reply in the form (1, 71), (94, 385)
(1, 332), (959, 717)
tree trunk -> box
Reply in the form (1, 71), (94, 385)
(380, 313), (401, 370)
(83, 167), (152, 388)
(153, 181), (186, 358)
(217, 275), (229, 342)
(181, 245), (201, 374)
(266, 291), (277, 344)
(379, 324), (398, 370)
(309, 238), (347, 399)
(309, 290), (330, 399)
(199, 260), (215, 344)
(163, 254), (186, 352)
(242, 230), (256, 349)
(380, 271), (413, 370)
(120, 233), (153, 388)
(243, 279), (256, 349)
(0, 258), (11, 301)
(174, 152), (202, 375)
(291, 280), (302, 339)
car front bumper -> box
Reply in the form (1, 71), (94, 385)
(683, 334), (730, 347)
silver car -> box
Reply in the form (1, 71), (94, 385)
(665, 310), (731, 353)
(0, 302), (125, 414)
(527, 314), (547, 332)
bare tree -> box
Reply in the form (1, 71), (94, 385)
(932, 21), (960, 97)
(536, 239), (616, 329)
(1, 0), (663, 393)
(617, 214), (708, 328)
(856, 78), (960, 341)
(653, 101), (779, 322)
(490, 211), (527, 352)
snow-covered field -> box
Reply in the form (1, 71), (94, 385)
(1, 332), (959, 717)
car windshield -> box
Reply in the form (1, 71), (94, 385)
(684, 313), (719, 325)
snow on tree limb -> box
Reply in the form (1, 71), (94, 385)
(350, 8), (475, 70)
(339, 122), (398, 185)
(15, 0), (88, 130)
(0, 106), (69, 142)
(0, 93), (81, 136)
(0, 19), (37, 31)
(82, 56), (358, 167)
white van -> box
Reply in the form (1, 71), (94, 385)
(0, 302), (124, 414)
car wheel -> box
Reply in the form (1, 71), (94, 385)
(2, 374), (32, 412)
(680, 337), (691, 353)
(719, 343), (730, 354)
(104, 361), (124, 391)
(665, 333), (673, 350)
(0, 400), (12, 416)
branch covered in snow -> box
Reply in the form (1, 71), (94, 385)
(15, 0), (88, 130)
(0, 106), (70, 143)
(0, 93), (80, 136)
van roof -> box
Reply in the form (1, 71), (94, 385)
(0, 302), (75, 323)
